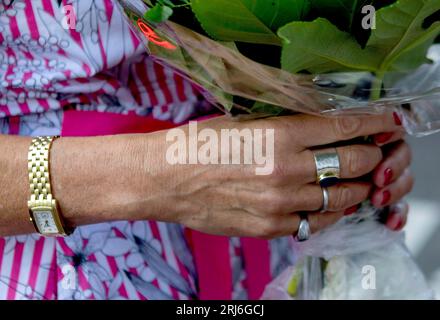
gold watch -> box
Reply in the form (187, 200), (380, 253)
(27, 136), (72, 237)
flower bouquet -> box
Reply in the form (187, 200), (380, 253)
(117, 0), (440, 299)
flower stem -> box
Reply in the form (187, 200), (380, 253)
(370, 70), (385, 101)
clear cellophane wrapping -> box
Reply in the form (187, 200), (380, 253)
(118, 0), (440, 136)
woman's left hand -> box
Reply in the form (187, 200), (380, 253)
(371, 131), (413, 231)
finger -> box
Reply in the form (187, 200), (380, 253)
(301, 144), (383, 183)
(307, 210), (345, 233)
(384, 201), (409, 231)
(272, 210), (345, 238)
(371, 168), (414, 208)
(373, 141), (412, 188)
(373, 131), (406, 147)
(291, 112), (403, 148)
(297, 182), (372, 212)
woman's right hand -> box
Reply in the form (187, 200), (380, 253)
(144, 112), (404, 239)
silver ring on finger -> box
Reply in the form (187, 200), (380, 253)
(320, 187), (329, 213)
(294, 213), (311, 242)
(313, 148), (341, 187)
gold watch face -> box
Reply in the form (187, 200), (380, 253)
(31, 207), (61, 235)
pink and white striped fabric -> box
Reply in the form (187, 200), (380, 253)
(0, 0), (294, 300)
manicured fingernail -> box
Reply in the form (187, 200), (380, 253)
(394, 218), (405, 231)
(384, 168), (393, 186)
(389, 203), (407, 230)
(381, 190), (391, 206)
(386, 213), (401, 230)
(393, 112), (402, 126)
(344, 205), (358, 216)
(375, 132), (394, 145)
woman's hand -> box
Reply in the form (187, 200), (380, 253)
(147, 112), (407, 239)
(0, 112), (413, 238)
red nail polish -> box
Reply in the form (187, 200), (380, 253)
(381, 190), (391, 206)
(394, 218), (404, 231)
(375, 132), (394, 145)
(393, 112), (402, 126)
(386, 213), (401, 230)
(384, 168), (393, 186)
(344, 205), (358, 216)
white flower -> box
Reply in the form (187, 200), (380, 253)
(103, 221), (162, 282)
(57, 227), (113, 300)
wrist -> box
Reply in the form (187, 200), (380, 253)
(50, 132), (186, 227)
(50, 134), (157, 226)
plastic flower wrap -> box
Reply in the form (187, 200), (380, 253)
(117, 0), (440, 299)
(118, 0), (440, 134)
(261, 206), (434, 299)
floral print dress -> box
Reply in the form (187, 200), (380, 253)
(0, 0), (294, 300)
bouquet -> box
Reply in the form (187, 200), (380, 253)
(117, 0), (440, 299)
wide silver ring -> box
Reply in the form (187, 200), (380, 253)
(294, 215), (311, 242)
(321, 187), (329, 213)
(313, 148), (341, 187)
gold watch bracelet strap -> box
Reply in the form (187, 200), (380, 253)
(28, 136), (57, 204)
(28, 136), (72, 236)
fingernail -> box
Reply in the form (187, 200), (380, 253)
(393, 112), (402, 126)
(384, 168), (393, 186)
(386, 213), (401, 230)
(381, 190), (391, 206)
(344, 205), (358, 216)
(394, 218), (405, 231)
(375, 132), (394, 145)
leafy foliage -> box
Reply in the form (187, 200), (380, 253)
(144, 4), (174, 23)
(142, 0), (440, 101)
(191, 0), (281, 46)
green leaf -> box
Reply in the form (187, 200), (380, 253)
(279, 0), (440, 77)
(144, 4), (174, 23)
(161, 0), (176, 6)
(367, 0), (440, 72)
(190, 0), (282, 46)
(279, 18), (380, 73)
(309, 0), (372, 32)
(242, 0), (311, 31)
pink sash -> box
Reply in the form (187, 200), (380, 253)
(61, 110), (271, 300)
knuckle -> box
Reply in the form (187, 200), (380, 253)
(345, 146), (362, 175)
(258, 219), (280, 239)
(263, 192), (285, 214)
(345, 146), (381, 176)
(333, 117), (362, 140)
(332, 185), (352, 210)
(269, 162), (289, 186)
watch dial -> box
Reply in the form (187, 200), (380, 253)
(35, 211), (59, 234)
